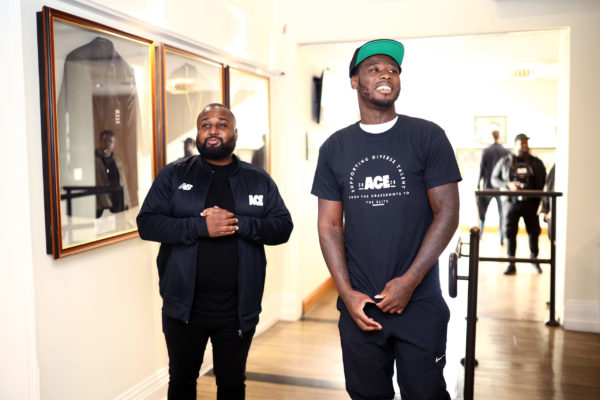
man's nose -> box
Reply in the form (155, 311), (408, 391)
(379, 70), (391, 79)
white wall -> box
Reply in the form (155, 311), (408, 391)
(0, 1), (40, 398)
(18, 1), (169, 396)
(4, 0), (600, 398)
(273, 0), (600, 332)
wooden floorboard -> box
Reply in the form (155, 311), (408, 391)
(196, 232), (600, 399)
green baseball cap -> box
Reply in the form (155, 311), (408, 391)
(349, 39), (405, 77)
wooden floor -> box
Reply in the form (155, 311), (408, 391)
(196, 233), (600, 399)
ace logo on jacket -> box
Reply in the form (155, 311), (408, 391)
(249, 194), (263, 206)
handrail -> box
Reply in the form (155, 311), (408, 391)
(448, 227), (480, 400)
(474, 189), (562, 326)
(449, 231), (467, 298)
(61, 185), (124, 216)
(475, 189), (562, 198)
(448, 252), (458, 298)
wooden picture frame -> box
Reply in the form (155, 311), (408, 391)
(158, 44), (224, 167)
(37, 7), (157, 258)
(474, 115), (507, 147)
(227, 67), (271, 172)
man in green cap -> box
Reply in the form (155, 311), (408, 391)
(312, 39), (460, 399)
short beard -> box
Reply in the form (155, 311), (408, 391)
(357, 78), (399, 107)
(198, 136), (237, 160)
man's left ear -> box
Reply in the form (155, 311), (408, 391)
(234, 128), (238, 140)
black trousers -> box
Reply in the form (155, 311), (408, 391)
(338, 296), (451, 400)
(162, 314), (254, 400)
(502, 200), (541, 258)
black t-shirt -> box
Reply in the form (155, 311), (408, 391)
(509, 155), (536, 190)
(192, 159), (239, 319)
(311, 115), (462, 299)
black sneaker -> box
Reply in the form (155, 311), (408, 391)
(503, 264), (516, 275)
(531, 255), (542, 273)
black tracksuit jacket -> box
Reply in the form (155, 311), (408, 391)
(137, 155), (293, 331)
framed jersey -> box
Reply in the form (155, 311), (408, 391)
(38, 7), (157, 258)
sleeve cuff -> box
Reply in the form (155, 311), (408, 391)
(195, 216), (209, 238)
(235, 214), (249, 237)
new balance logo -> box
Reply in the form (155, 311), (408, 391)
(178, 183), (193, 191)
(249, 195), (263, 206)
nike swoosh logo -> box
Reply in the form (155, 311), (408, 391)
(436, 355), (445, 363)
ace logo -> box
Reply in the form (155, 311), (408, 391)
(249, 194), (264, 206)
(363, 175), (391, 190)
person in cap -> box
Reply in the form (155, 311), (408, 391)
(312, 39), (461, 399)
(491, 133), (546, 275)
(477, 130), (510, 244)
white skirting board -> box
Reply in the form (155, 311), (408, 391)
(563, 299), (600, 333)
(112, 366), (168, 400)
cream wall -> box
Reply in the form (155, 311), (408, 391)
(17, 2), (169, 398)
(274, 0), (600, 331)
(1, 1), (40, 399)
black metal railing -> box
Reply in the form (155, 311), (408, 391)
(475, 189), (562, 326)
(61, 185), (123, 216)
(449, 226), (480, 400)
(449, 189), (563, 399)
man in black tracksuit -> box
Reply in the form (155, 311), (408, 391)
(491, 133), (546, 275)
(137, 103), (293, 399)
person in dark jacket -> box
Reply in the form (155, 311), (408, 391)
(137, 103), (293, 400)
(540, 163), (555, 240)
(477, 130), (510, 244)
(491, 133), (546, 275)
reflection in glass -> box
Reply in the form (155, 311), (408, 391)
(163, 47), (223, 164)
(50, 17), (154, 250)
(228, 68), (271, 172)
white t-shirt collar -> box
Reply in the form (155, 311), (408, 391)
(359, 116), (398, 134)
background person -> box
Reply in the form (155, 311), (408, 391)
(491, 133), (546, 275)
(540, 163), (556, 239)
(137, 103), (293, 399)
(94, 129), (130, 218)
(183, 137), (196, 157)
(312, 39), (460, 400)
(477, 129), (510, 244)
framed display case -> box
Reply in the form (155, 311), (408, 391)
(474, 115), (507, 146)
(158, 44), (224, 166)
(38, 7), (157, 258)
(227, 67), (271, 172)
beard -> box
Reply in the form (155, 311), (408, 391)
(357, 78), (400, 107)
(198, 136), (237, 160)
